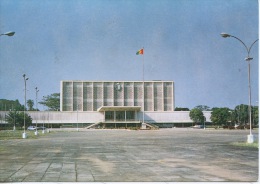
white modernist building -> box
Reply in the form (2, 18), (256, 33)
(60, 80), (175, 125)
(0, 80), (212, 128)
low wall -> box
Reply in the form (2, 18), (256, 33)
(142, 111), (212, 123)
(0, 111), (212, 124)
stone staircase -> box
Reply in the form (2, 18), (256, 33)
(85, 122), (101, 129)
(141, 122), (159, 130)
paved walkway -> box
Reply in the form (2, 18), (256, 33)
(0, 128), (258, 182)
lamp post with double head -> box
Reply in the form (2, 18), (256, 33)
(221, 33), (258, 143)
(22, 74), (29, 139)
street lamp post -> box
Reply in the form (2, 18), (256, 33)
(42, 96), (48, 134)
(42, 96), (46, 134)
(221, 33), (258, 143)
(204, 116), (206, 130)
(47, 110), (50, 133)
(35, 87), (39, 136)
(13, 109), (16, 131)
(0, 31), (15, 37)
(77, 104), (79, 132)
(22, 74), (29, 139)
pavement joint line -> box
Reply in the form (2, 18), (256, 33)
(39, 160), (52, 181)
(8, 162), (29, 182)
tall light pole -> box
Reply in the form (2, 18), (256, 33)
(221, 33), (258, 143)
(204, 116), (206, 130)
(13, 109), (16, 131)
(0, 31), (15, 37)
(35, 87), (39, 136)
(22, 74), (29, 139)
(77, 104), (79, 132)
(42, 96), (46, 134)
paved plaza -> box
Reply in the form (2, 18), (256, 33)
(0, 128), (258, 182)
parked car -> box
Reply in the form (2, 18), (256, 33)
(27, 126), (37, 131)
(37, 126), (46, 130)
(192, 125), (204, 129)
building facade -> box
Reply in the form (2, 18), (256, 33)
(60, 80), (175, 124)
(61, 80), (174, 112)
(0, 80), (214, 128)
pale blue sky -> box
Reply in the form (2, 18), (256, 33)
(0, 0), (258, 110)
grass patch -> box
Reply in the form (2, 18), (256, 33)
(0, 130), (49, 140)
(231, 142), (259, 148)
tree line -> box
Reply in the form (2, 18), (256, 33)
(182, 105), (259, 127)
(0, 93), (60, 129)
(0, 93), (60, 111)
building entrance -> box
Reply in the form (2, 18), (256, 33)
(97, 106), (141, 123)
(105, 111), (135, 122)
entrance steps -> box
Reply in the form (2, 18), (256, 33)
(141, 122), (159, 130)
(85, 122), (101, 129)
(84, 121), (159, 130)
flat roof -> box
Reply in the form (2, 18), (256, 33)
(97, 106), (142, 112)
(61, 80), (174, 83)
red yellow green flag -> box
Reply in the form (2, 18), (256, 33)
(136, 48), (144, 55)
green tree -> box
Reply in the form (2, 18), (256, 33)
(189, 108), (204, 125)
(229, 110), (237, 124)
(234, 104), (249, 125)
(175, 107), (190, 111)
(6, 110), (19, 127)
(194, 105), (211, 111)
(6, 111), (32, 129)
(252, 106), (258, 126)
(0, 99), (24, 111)
(210, 107), (231, 126)
(27, 99), (34, 111)
(39, 93), (60, 111)
(19, 112), (32, 128)
(233, 104), (259, 126)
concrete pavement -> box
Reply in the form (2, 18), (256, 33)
(0, 128), (258, 182)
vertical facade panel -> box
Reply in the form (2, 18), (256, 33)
(154, 82), (163, 111)
(62, 82), (73, 111)
(73, 82), (83, 111)
(124, 82), (134, 106)
(164, 82), (173, 111)
(114, 82), (124, 106)
(144, 82), (153, 111)
(172, 82), (175, 111)
(93, 82), (103, 111)
(104, 82), (113, 106)
(83, 82), (93, 111)
(134, 82), (143, 110)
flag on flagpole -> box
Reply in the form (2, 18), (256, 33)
(136, 48), (144, 55)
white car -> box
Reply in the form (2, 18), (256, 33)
(27, 126), (37, 131)
(192, 125), (204, 129)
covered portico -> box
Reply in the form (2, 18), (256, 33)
(97, 106), (141, 123)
